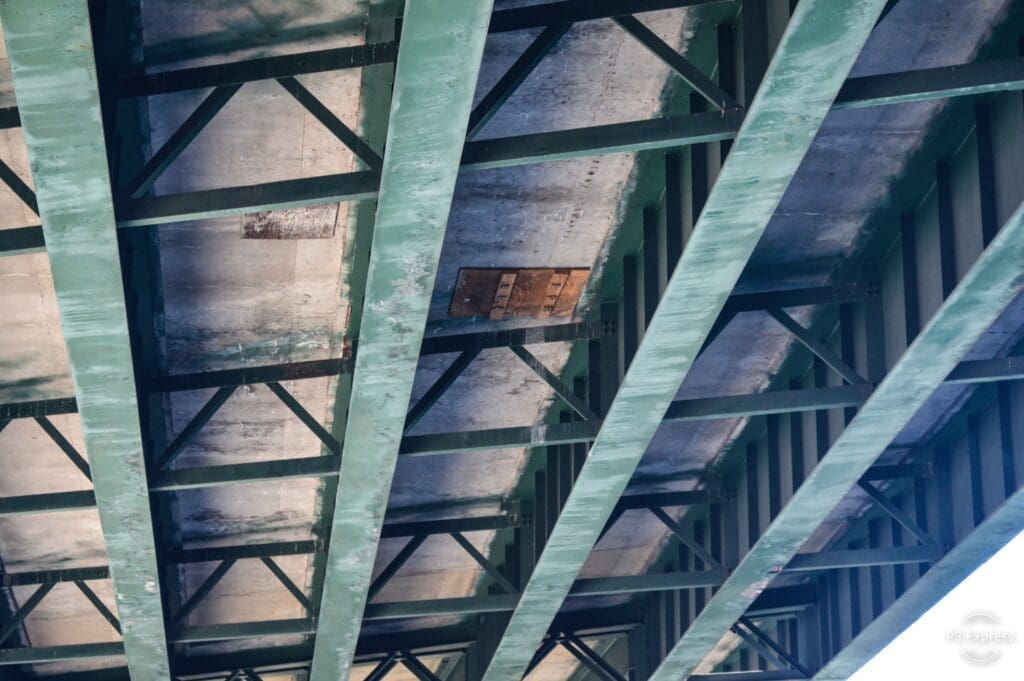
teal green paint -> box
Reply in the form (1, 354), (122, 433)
(307, 2), (493, 680)
(0, 2), (170, 679)
(815, 485), (1024, 680)
(480, 3), (888, 680)
(650, 154), (1024, 681)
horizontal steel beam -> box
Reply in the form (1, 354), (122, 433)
(147, 321), (610, 392)
(0, 373), (991, 507)
(0, 477), (703, 522)
(113, 58), (1022, 227)
(0, 490), (95, 517)
(1, 565), (109, 587)
(614, 489), (714, 510)
(461, 109), (742, 171)
(401, 384), (869, 457)
(117, 0), (723, 98)
(166, 514), (518, 562)
(0, 106), (19, 128)
(161, 573), (763, 636)
(144, 384), (869, 490)
(382, 513), (522, 538)
(119, 43), (398, 97)
(149, 357), (353, 393)
(115, 111), (740, 228)
(0, 224), (45, 256)
(0, 580), (805, 668)
(146, 281), (858, 394)
(488, 0), (729, 33)
(149, 455), (340, 491)
(747, 586), (816, 617)
(114, 6), (1022, 110)
(3, 58), (1021, 236)
(783, 545), (944, 572)
(834, 56), (1024, 110)
(116, 170), (380, 228)
(725, 282), (870, 313)
(85, 57), (1022, 229)
(35, 617), (643, 681)
(0, 394), (955, 503)
(570, 570), (725, 596)
(167, 540), (322, 564)
(0, 397), (77, 419)
(167, 581), (803, 636)
(418, 321), (611, 355)
(664, 384), (872, 421)
(176, 618), (316, 643)
(0, 642), (125, 666)
(944, 355), (1024, 384)
(366, 596), (517, 622)
(690, 673), (804, 681)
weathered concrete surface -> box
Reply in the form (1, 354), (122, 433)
(137, 0), (367, 661)
(580, 0), (1014, 604)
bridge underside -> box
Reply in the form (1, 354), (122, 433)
(1, 1), (1023, 681)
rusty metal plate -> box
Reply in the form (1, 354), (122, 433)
(449, 267), (589, 319)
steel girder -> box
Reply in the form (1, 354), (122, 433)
(0, 2), (171, 679)
(649, 163), (1024, 681)
(478, 3), (889, 681)
(307, 2), (494, 681)
(813, 486), (1024, 679)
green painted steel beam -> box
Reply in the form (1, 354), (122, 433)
(690, 673), (799, 681)
(649, 173), (1024, 681)
(0, 3), (171, 680)
(308, 3), (493, 681)
(815, 485), (1024, 679)
(478, 4), (888, 681)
